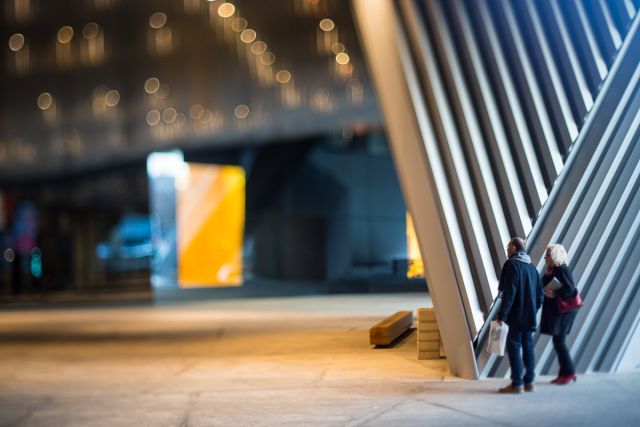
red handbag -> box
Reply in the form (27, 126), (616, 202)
(556, 290), (584, 313)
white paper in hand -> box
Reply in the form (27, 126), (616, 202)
(544, 277), (563, 292)
(487, 320), (509, 356)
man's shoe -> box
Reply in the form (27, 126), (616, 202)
(524, 383), (536, 392)
(498, 384), (524, 394)
(555, 374), (577, 385)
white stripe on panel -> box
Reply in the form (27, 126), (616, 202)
(609, 0), (634, 31)
(548, 0), (595, 111)
(501, 0), (565, 177)
(477, 0), (548, 210)
(428, 0), (507, 294)
(559, 68), (640, 249)
(525, 17), (640, 263)
(453, 0), (532, 238)
(599, 0), (624, 48)
(566, 109), (640, 366)
(487, 15), (640, 377)
(535, 89), (640, 374)
(603, 271), (640, 370)
(581, 201), (640, 372)
(404, 0), (488, 326)
(524, 0), (579, 143)
(623, 0), (637, 18)
(587, 0), (621, 63)
(574, 0), (610, 80)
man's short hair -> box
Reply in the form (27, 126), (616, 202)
(510, 237), (526, 253)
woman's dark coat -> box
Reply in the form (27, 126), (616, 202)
(540, 264), (579, 336)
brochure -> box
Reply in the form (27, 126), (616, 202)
(544, 277), (563, 291)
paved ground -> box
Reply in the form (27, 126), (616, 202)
(0, 293), (638, 426)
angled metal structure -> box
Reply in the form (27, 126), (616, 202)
(353, 0), (640, 378)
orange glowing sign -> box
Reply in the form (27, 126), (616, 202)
(406, 212), (424, 279)
(177, 163), (245, 287)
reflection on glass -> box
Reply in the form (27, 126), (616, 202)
(80, 22), (105, 66)
(174, 113), (186, 127)
(250, 41), (267, 55)
(260, 51), (275, 66)
(37, 92), (56, 123)
(189, 104), (204, 119)
(12, 0), (33, 23)
(330, 42), (345, 54)
(348, 80), (364, 104)
(56, 26), (74, 68)
(148, 13), (173, 55)
(184, 0), (200, 14)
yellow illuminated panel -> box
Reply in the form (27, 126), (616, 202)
(177, 164), (245, 287)
(406, 212), (424, 279)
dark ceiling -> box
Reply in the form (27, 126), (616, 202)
(0, 0), (379, 181)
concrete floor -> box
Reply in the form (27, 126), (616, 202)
(0, 293), (638, 426)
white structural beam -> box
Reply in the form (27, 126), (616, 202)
(352, 0), (479, 379)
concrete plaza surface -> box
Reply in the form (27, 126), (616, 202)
(0, 293), (638, 427)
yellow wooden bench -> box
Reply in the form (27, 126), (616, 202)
(369, 310), (413, 346)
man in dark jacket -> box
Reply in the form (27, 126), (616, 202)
(496, 237), (543, 394)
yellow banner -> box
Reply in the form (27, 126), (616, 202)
(177, 164), (245, 287)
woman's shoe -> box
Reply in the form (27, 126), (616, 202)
(555, 374), (577, 385)
(550, 376), (561, 384)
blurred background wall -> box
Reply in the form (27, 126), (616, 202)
(0, 0), (425, 302)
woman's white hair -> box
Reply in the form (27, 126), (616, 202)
(546, 244), (568, 266)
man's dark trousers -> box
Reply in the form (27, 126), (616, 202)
(506, 329), (535, 387)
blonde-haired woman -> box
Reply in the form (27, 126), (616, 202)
(540, 244), (578, 385)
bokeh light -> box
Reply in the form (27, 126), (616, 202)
(83, 23), (99, 39)
(37, 92), (53, 110)
(234, 104), (249, 119)
(335, 52), (350, 65)
(57, 26), (74, 44)
(149, 12), (167, 29)
(105, 90), (120, 107)
(218, 3), (235, 18)
(144, 77), (160, 94)
(275, 70), (291, 84)
(9, 34), (25, 51)
(319, 19), (335, 32)
(146, 110), (161, 126)
(240, 29), (257, 44)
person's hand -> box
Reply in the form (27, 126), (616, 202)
(544, 288), (555, 298)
